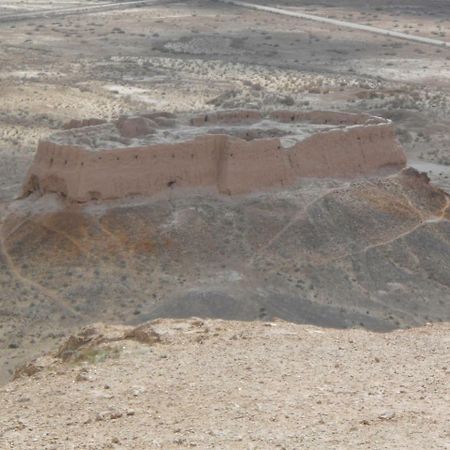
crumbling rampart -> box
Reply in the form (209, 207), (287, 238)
(22, 110), (407, 202)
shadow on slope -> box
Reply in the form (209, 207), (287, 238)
(1, 168), (449, 336)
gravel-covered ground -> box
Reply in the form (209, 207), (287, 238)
(1, 318), (449, 449)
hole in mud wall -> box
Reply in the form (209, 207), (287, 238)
(204, 115), (208, 123)
(89, 191), (101, 201)
(49, 158), (54, 167)
(167, 180), (176, 188)
(27, 175), (40, 194)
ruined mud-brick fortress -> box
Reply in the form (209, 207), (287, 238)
(23, 110), (406, 202)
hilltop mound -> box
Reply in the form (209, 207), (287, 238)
(2, 168), (449, 337)
(0, 107), (447, 383)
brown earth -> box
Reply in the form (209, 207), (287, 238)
(0, 3), (449, 444)
(1, 318), (449, 449)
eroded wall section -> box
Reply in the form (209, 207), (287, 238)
(22, 111), (407, 202)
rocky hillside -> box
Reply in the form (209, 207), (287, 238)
(1, 168), (450, 383)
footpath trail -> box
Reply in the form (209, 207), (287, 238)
(221, 0), (450, 48)
(0, 213), (80, 318)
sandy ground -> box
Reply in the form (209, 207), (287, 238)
(1, 318), (449, 449)
(0, 1), (449, 433)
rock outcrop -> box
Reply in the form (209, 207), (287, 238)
(22, 110), (406, 202)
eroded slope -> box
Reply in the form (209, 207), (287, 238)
(1, 169), (449, 372)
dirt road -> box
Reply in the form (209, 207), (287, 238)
(222, 0), (450, 48)
(0, 0), (158, 23)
